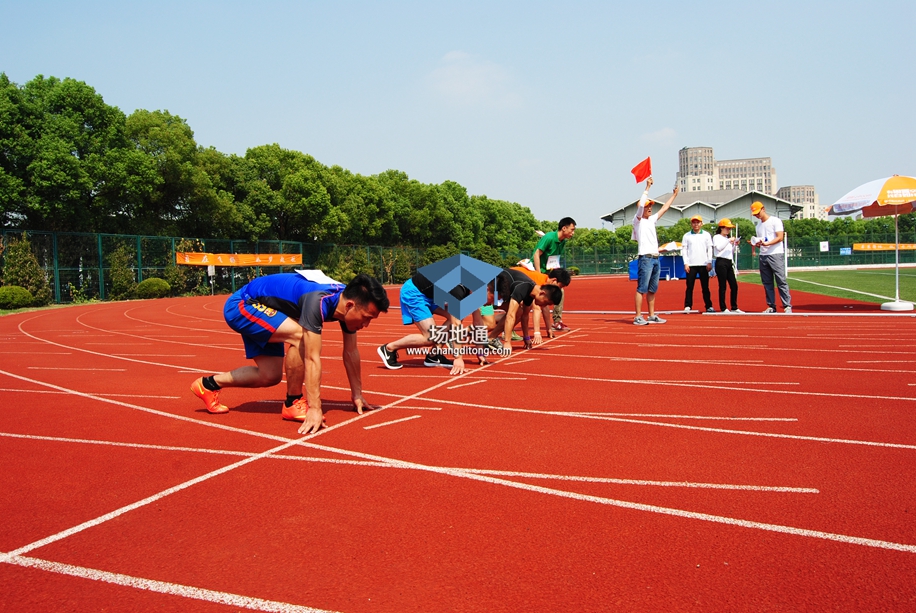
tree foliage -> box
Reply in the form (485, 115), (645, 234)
(3, 71), (914, 259)
(1, 233), (51, 305)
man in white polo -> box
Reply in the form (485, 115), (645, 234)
(681, 215), (714, 313)
(751, 201), (792, 314)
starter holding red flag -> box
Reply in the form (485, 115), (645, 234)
(631, 157), (652, 183)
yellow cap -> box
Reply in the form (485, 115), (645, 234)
(690, 215), (703, 223)
(750, 202), (764, 215)
(718, 218), (735, 228)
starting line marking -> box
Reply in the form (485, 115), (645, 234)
(363, 415), (422, 430)
(446, 379), (486, 390)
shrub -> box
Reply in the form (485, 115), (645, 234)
(108, 243), (137, 300)
(0, 285), (34, 310)
(136, 277), (171, 299)
(2, 234), (52, 306)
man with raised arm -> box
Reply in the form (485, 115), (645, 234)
(632, 177), (679, 325)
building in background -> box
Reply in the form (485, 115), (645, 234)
(777, 185), (825, 220)
(676, 146), (778, 196)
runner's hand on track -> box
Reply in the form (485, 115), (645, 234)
(352, 395), (375, 415)
(449, 356), (467, 375)
(298, 406), (326, 435)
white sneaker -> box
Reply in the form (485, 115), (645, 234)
(683, 307), (691, 313)
(722, 309), (731, 314)
(732, 308), (744, 314)
(762, 307), (776, 314)
(784, 307), (792, 314)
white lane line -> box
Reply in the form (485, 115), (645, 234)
(457, 468), (818, 493)
(113, 354), (196, 358)
(847, 360), (910, 364)
(0, 432), (812, 493)
(1, 556), (338, 613)
(495, 368), (916, 404)
(28, 367), (126, 371)
(363, 415), (422, 430)
(571, 412), (797, 422)
(446, 379), (486, 390)
(643, 380), (799, 386)
(0, 432), (386, 467)
(0, 388), (180, 399)
(300, 440), (916, 553)
(3, 433), (313, 558)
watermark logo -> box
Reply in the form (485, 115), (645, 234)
(417, 254), (503, 320)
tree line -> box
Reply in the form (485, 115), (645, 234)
(2, 73), (912, 257)
(0, 73), (546, 254)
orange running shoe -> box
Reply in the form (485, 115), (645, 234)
(281, 397), (309, 421)
(191, 377), (228, 414)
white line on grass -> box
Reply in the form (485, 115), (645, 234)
(788, 277), (895, 301)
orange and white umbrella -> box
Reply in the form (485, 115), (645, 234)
(830, 175), (916, 311)
(829, 175), (916, 218)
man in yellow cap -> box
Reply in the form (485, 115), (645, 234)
(750, 202), (792, 314)
(681, 215), (714, 313)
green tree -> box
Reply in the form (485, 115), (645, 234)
(0, 74), (130, 232)
(2, 233), (52, 305)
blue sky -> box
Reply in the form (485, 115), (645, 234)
(2, 0), (914, 228)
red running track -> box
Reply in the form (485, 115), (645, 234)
(1, 276), (915, 612)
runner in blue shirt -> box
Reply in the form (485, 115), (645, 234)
(191, 271), (389, 434)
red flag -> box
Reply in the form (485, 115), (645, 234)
(631, 157), (652, 183)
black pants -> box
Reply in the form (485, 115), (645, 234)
(715, 257), (738, 311)
(684, 265), (712, 310)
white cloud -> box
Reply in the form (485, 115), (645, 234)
(427, 51), (521, 109)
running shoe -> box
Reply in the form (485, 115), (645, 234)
(762, 307), (777, 313)
(646, 315), (667, 324)
(722, 309), (731, 314)
(281, 397), (309, 421)
(487, 338), (503, 352)
(705, 307), (716, 313)
(511, 331), (523, 341)
(683, 307), (691, 313)
(553, 321), (571, 331)
(732, 308), (745, 314)
(424, 352), (454, 368)
(633, 316), (648, 326)
(191, 377), (228, 414)
(784, 307), (793, 314)
(377, 344), (402, 370)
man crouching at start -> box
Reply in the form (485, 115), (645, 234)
(191, 272), (389, 434)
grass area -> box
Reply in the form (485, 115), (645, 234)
(738, 267), (916, 304)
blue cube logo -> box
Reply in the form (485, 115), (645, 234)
(418, 255), (503, 320)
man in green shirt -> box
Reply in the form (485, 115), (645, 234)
(533, 216), (576, 330)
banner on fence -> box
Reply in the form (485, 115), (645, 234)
(853, 243), (916, 251)
(176, 252), (302, 266)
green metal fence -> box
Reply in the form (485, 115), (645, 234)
(2, 229), (914, 304)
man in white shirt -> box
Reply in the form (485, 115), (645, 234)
(751, 201), (792, 313)
(681, 215), (714, 313)
(632, 177), (680, 325)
